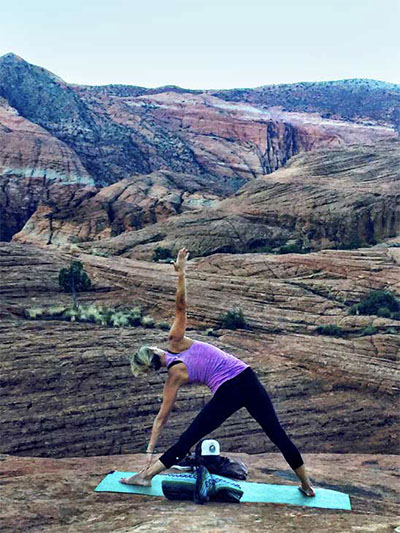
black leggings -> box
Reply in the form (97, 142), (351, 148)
(159, 367), (304, 470)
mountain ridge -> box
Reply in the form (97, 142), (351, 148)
(1, 52), (398, 242)
(2, 52), (399, 128)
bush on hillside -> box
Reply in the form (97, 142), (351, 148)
(349, 290), (400, 318)
(377, 306), (391, 318)
(58, 261), (92, 308)
(360, 325), (378, 336)
(278, 241), (306, 254)
(152, 247), (174, 262)
(157, 321), (170, 330)
(24, 303), (150, 329)
(315, 324), (344, 337)
(219, 307), (247, 330)
(141, 315), (155, 328)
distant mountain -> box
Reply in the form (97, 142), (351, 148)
(0, 52), (398, 241)
(210, 79), (400, 132)
(0, 53), (151, 183)
(79, 77), (400, 132)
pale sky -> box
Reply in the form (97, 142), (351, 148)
(1, 0), (399, 89)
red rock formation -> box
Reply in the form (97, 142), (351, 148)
(1, 452), (399, 532)
(13, 171), (221, 245)
(0, 98), (93, 240)
(1, 242), (398, 461)
(1, 54), (398, 244)
(99, 90), (397, 182)
(73, 143), (400, 258)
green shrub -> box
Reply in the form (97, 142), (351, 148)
(128, 307), (142, 326)
(141, 315), (155, 328)
(100, 307), (114, 325)
(205, 327), (219, 337)
(315, 324), (344, 337)
(349, 304), (361, 315)
(63, 308), (79, 322)
(109, 311), (130, 328)
(77, 307), (89, 322)
(91, 249), (111, 257)
(82, 304), (102, 324)
(152, 247), (174, 262)
(252, 244), (274, 254)
(377, 306), (391, 318)
(25, 302), (148, 329)
(339, 239), (362, 250)
(349, 290), (400, 317)
(25, 307), (45, 319)
(219, 307), (247, 329)
(278, 242), (304, 254)
(47, 305), (67, 317)
(391, 311), (400, 321)
(385, 327), (398, 335)
(360, 325), (378, 336)
(157, 321), (170, 330)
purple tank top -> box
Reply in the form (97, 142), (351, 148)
(164, 340), (249, 395)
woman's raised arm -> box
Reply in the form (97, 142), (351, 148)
(168, 248), (189, 342)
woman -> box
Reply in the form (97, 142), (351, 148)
(121, 248), (315, 496)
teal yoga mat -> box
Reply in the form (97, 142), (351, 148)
(95, 471), (351, 510)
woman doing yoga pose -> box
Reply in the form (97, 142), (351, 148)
(120, 248), (315, 496)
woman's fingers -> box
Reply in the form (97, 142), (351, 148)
(173, 248), (189, 271)
(178, 248), (189, 259)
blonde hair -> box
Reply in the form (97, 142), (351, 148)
(129, 346), (161, 377)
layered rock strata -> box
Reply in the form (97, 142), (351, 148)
(0, 97), (93, 240)
(0, 242), (398, 460)
(75, 143), (400, 258)
(12, 171), (221, 245)
(93, 89), (397, 183)
(211, 78), (400, 132)
(1, 53), (398, 243)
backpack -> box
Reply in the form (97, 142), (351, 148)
(193, 439), (249, 480)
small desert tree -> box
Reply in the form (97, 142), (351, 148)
(58, 260), (91, 309)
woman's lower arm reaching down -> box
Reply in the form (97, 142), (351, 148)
(146, 414), (167, 453)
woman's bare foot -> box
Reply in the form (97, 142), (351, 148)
(294, 464), (315, 497)
(119, 474), (152, 487)
(298, 484), (315, 497)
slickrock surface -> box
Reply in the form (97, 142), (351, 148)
(1, 452), (399, 532)
(13, 171), (221, 245)
(75, 143), (400, 258)
(0, 242), (399, 460)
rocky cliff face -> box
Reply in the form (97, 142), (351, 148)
(72, 143), (400, 258)
(92, 89), (397, 182)
(1, 53), (398, 242)
(12, 171), (221, 245)
(1, 242), (398, 461)
(0, 53), (152, 185)
(0, 96), (93, 240)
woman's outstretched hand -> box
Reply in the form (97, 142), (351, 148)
(173, 247), (189, 273)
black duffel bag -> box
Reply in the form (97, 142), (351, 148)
(171, 439), (249, 480)
(194, 440), (248, 480)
